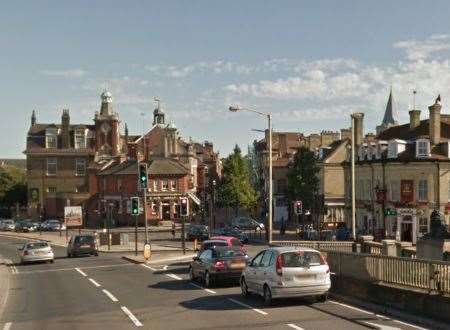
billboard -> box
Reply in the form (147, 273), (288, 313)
(64, 206), (83, 227)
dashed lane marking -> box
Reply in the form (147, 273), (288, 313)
(3, 322), (12, 330)
(227, 298), (268, 316)
(88, 278), (101, 287)
(17, 263), (134, 275)
(166, 273), (183, 280)
(75, 268), (87, 277)
(189, 282), (217, 294)
(121, 306), (143, 327)
(286, 324), (305, 330)
(141, 264), (157, 271)
(392, 319), (429, 330)
(102, 289), (118, 302)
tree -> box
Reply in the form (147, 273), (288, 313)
(217, 145), (257, 213)
(0, 165), (27, 217)
(287, 147), (320, 211)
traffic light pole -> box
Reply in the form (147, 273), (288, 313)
(135, 215), (138, 256)
(143, 188), (149, 244)
(181, 215), (186, 255)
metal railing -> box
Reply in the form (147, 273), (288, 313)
(271, 240), (354, 252)
(326, 251), (450, 295)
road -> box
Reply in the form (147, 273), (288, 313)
(0, 235), (432, 330)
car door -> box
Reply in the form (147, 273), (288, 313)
(257, 250), (275, 290)
(195, 250), (212, 277)
(245, 251), (265, 292)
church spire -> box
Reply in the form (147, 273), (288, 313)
(376, 87), (398, 135)
(31, 110), (36, 126)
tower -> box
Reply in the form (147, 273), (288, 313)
(94, 90), (120, 158)
(153, 98), (165, 126)
(376, 87), (398, 135)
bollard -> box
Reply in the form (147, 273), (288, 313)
(194, 239), (198, 251)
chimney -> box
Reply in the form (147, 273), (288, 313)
(31, 110), (36, 126)
(340, 128), (351, 141)
(351, 113), (364, 146)
(429, 98), (441, 145)
(61, 109), (70, 149)
(409, 109), (421, 130)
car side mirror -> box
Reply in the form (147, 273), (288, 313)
(18, 247), (23, 251)
(193, 256), (200, 261)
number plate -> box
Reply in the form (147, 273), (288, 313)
(81, 244), (90, 248)
(230, 262), (245, 269)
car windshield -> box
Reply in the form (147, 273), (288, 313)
(281, 251), (324, 267)
(26, 242), (49, 249)
(75, 236), (94, 244)
(213, 248), (245, 258)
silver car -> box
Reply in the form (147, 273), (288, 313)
(3, 220), (16, 231)
(19, 241), (55, 264)
(240, 247), (331, 305)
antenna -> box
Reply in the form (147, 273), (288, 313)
(413, 89), (417, 109)
(154, 97), (161, 110)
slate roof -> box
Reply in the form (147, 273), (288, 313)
(377, 117), (450, 141)
(98, 158), (189, 176)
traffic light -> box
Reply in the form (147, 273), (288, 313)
(294, 201), (303, 215)
(131, 197), (140, 215)
(138, 163), (148, 189)
(180, 197), (189, 217)
(384, 208), (397, 216)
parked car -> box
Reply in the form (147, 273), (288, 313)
(67, 235), (98, 257)
(240, 247), (331, 306)
(197, 239), (229, 253)
(45, 220), (66, 231)
(221, 227), (249, 244)
(189, 246), (248, 287)
(15, 220), (37, 232)
(232, 217), (265, 231)
(187, 224), (209, 241)
(19, 241), (54, 264)
(2, 219), (15, 231)
(208, 235), (247, 254)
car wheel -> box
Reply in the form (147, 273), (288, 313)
(263, 285), (272, 306)
(67, 252), (71, 258)
(94, 252), (99, 257)
(317, 293), (328, 303)
(204, 271), (214, 288)
(50, 259), (54, 264)
(240, 277), (250, 297)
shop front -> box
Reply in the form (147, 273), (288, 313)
(395, 208), (417, 245)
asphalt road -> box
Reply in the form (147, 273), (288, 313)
(0, 235), (434, 330)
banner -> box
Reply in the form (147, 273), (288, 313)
(64, 206), (83, 227)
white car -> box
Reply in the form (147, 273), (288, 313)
(19, 241), (55, 264)
(240, 247), (331, 305)
(1, 219), (15, 231)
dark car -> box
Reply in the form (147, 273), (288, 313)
(197, 239), (229, 253)
(67, 235), (98, 257)
(15, 220), (37, 232)
(187, 225), (209, 241)
(189, 246), (247, 287)
(221, 227), (249, 244)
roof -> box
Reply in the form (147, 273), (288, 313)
(382, 88), (396, 126)
(98, 158), (189, 176)
(28, 123), (95, 134)
(377, 117), (450, 141)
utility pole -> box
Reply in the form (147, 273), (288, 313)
(351, 114), (356, 240)
(268, 114), (273, 244)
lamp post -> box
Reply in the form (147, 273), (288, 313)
(350, 114), (356, 241)
(228, 105), (273, 243)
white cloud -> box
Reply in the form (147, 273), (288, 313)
(39, 69), (86, 78)
(393, 34), (450, 61)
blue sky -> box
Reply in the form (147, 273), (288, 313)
(3, 1), (450, 158)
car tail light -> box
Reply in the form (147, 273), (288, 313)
(214, 260), (226, 270)
(319, 254), (330, 273)
(276, 255), (282, 276)
(23, 250), (28, 256)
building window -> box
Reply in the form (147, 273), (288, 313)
(75, 159), (86, 176)
(162, 180), (169, 191)
(171, 180), (177, 191)
(416, 139), (430, 158)
(117, 178), (123, 192)
(418, 179), (428, 201)
(75, 129), (86, 149)
(277, 179), (287, 194)
(390, 180), (400, 201)
(419, 217), (428, 235)
(47, 186), (56, 193)
(153, 180), (159, 191)
(45, 128), (58, 149)
(46, 158), (57, 176)
(152, 202), (158, 214)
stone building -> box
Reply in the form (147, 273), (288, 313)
(349, 95), (450, 244)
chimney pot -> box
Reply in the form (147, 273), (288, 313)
(409, 109), (421, 130)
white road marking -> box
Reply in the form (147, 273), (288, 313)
(227, 298), (268, 315)
(145, 254), (196, 264)
(102, 289), (118, 302)
(166, 273), (182, 280)
(3, 322), (12, 330)
(88, 278), (101, 287)
(17, 263), (133, 275)
(330, 300), (429, 330)
(189, 282), (216, 294)
(162, 265), (168, 270)
(75, 268), (87, 277)
(121, 306), (143, 327)
(364, 321), (400, 330)
(141, 264), (157, 271)
(286, 324), (305, 330)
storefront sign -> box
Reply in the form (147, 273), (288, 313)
(64, 206), (83, 227)
(396, 208), (416, 216)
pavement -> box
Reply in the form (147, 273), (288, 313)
(0, 234), (442, 330)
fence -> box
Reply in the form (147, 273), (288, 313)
(271, 240), (354, 252)
(326, 251), (450, 295)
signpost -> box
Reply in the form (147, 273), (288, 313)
(64, 206), (83, 242)
(180, 197), (189, 255)
(131, 197), (140, 256)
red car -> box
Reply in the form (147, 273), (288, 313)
(209, 236), (247, 254)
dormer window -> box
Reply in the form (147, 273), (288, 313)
(45, 128), (58, 149)
(416, 139), (430, 158)
(75, 128), (86, 149)
(387, 139), (406, 159)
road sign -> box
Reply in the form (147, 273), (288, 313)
(64, 206), (83, 227)
(293, 201), (303, 215)
(143, 243), (151, 260)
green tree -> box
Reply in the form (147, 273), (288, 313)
(0, 166), (27, 217)
(217, 145), (257, 213)
(287, 147), (319, 211)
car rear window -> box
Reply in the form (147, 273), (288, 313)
(203, 241), (227, 249)
(213, 248), (245, 258)
(75, 236), (94, 243)
(281, 251), (324, 267)
(26, 242), (49, 249)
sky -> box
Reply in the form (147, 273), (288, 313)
(3, 1), (450, 158)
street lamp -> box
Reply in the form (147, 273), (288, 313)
(228, 105), (273, 243)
